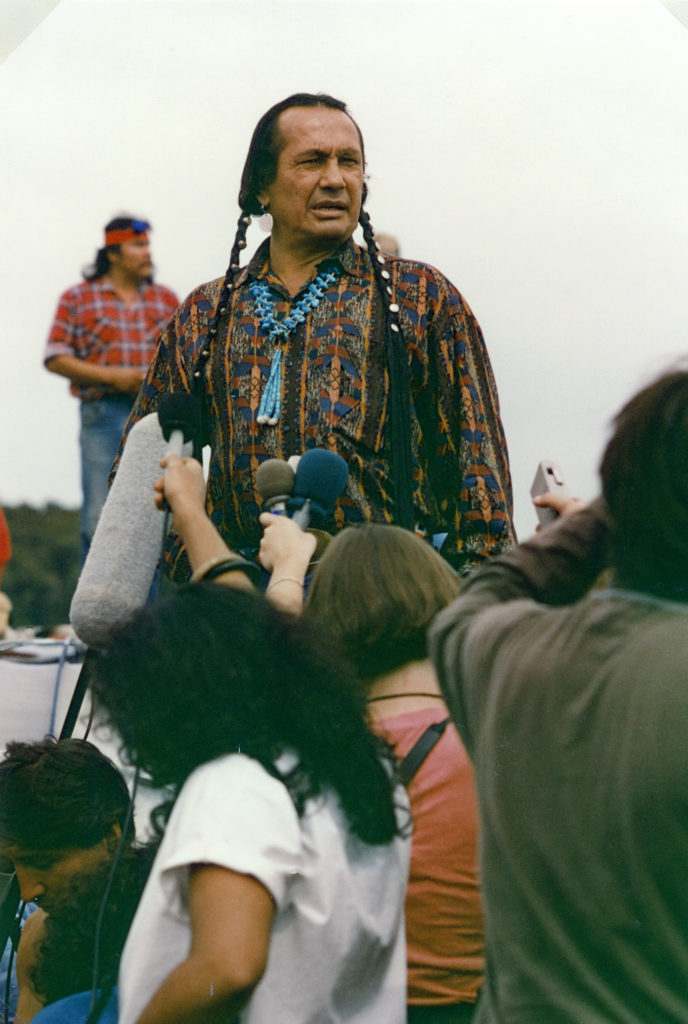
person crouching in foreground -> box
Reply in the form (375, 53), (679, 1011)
(0, 738), (152, 1024)
(89, 584), (411, 1024)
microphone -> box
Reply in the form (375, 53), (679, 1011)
(255, 458), (295, 514)
(157, 392), (204, 460)
(287, 449), (349, 530)
(70, 407), (195, 650)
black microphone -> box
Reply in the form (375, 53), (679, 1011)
(157, 392), (204, 461)
(287, 449), (349, 530)
(255, 458), (296, 513)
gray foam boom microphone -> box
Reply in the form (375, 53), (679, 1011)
(70, 413), (190, 650)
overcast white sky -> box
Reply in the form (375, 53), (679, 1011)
(2, 0), (688, 539)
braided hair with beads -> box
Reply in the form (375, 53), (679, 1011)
(193, 92), (415, 528)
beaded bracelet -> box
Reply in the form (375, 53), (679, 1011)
(266, 575), (305, 592)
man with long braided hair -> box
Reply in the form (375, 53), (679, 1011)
(119, 93), (515, 578)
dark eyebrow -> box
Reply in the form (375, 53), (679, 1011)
(295, 147), (362, 160)
(15, 851), (60, 869)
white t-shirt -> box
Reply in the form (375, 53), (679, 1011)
(118, 752), (410, 1024)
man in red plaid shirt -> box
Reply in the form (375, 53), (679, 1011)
(44, 215), (178, 561)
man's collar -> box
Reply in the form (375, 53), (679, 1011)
(239, 238), (271, 287)
(239, 237), (368, 290)
(98, 275), (148, 296)
(333, 238), (368, 280)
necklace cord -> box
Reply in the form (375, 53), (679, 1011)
(250, 266), (342, 425)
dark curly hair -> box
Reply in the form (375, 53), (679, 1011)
(0, 739), (154, 1010)
(600, 368), (688, 601)
(28, 845), (155, 1005)
(0, 738), (132, 851)
(91, 585), (404, 845)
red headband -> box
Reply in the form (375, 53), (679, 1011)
(104, 227), (149, 247)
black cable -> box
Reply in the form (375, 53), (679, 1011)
(148, 507), (172, 604)
(86, 767), (140, 1023)
(59, 649), (95, 740)
(81, 697), (96, 742)
(2, 897), (25, 1024)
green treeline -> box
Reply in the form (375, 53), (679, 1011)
(2, 504), (80, 630)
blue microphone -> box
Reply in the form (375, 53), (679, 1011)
(287, 449), (349, 530)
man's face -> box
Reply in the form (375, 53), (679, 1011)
(109, 235), (153, 283)
(258, 105), (365, 255)
(0, 835), (116, 913)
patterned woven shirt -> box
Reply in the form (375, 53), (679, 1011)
(44, 278), (179, 401)
(121, 238), (515, 574)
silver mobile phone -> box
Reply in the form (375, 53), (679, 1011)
(530, 460), (568, 526)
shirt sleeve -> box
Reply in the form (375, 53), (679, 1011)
(44, 290), (79, 363)
(157, 755), (302, 916)
(413, 272), (516, 571)
(428, 500), (611, 751)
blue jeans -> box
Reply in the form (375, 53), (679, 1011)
(79, 396), (133, 563)
(32, 988), (118, 1024)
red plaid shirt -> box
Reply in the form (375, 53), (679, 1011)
(44, 277), (179, 400)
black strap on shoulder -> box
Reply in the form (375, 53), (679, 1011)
(83, 985), (115, 1024)
(384, 320), (415, 531)
(398, 717), (451, 787)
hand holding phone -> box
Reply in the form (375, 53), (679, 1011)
(530, 460), (569, 526)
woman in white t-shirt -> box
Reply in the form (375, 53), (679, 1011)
(90, 583), (410, 1024)
(259, 516), (485, 1023)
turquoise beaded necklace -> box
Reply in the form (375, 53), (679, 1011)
(250, 266), (341, 425)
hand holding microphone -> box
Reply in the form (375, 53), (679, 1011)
(258, 512), (316, 576)
(255, 450), (348, 531)
(154, 454), (207, 536)
(255, 449), (349, 608)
